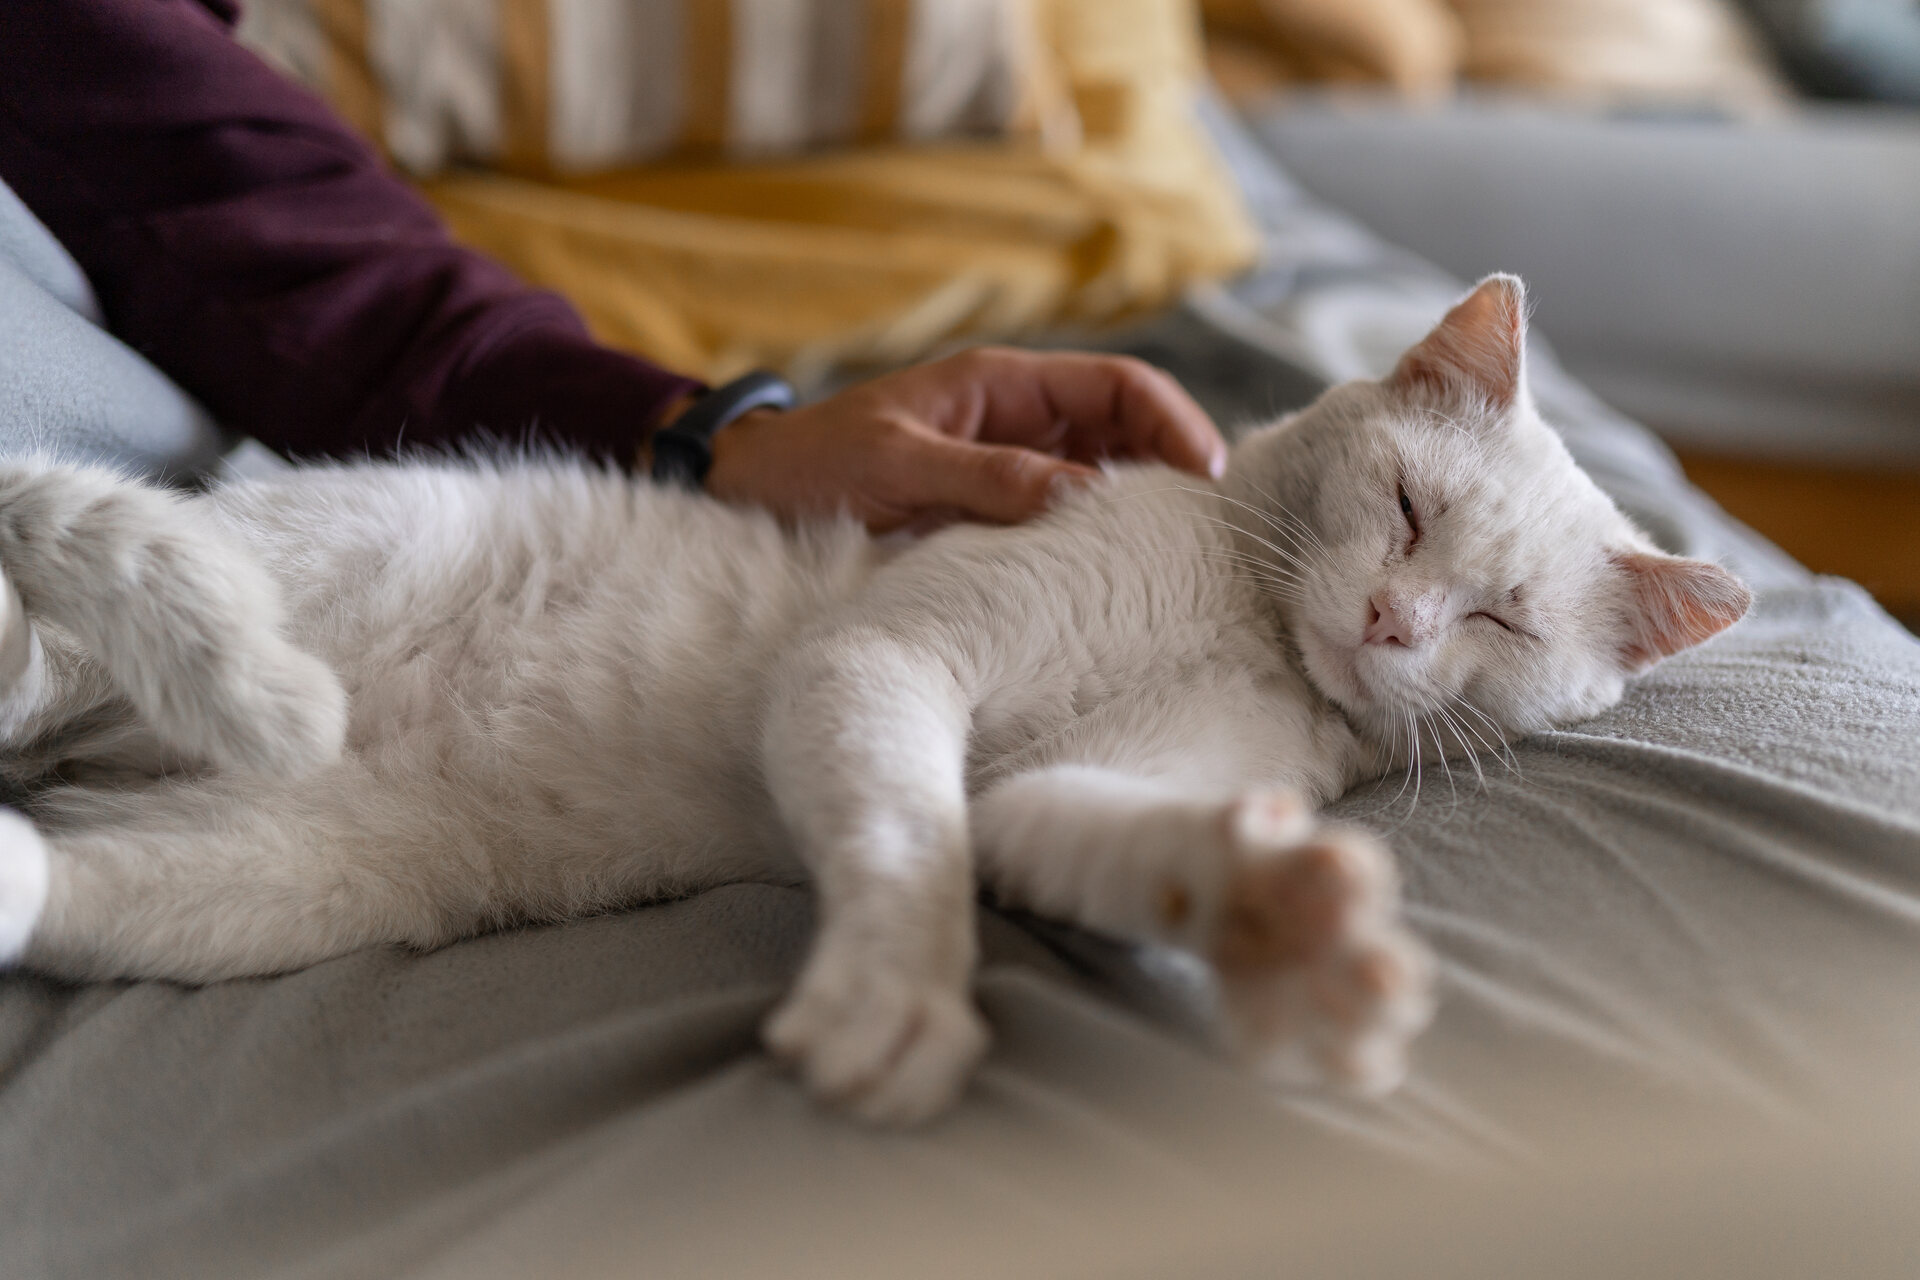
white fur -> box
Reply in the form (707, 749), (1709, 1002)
(0, 277), (1746, 1122)
(0, 810), (47, 965)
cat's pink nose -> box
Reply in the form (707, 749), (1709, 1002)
(1364, 594), (1416, 647)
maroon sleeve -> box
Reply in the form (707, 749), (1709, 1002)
(0, 0), (703, 466)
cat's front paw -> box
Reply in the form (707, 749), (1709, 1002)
(764, 949), (989, 1126)
(1209, 795), (1434, 1094)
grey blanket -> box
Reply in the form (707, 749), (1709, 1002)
(3, 107), (1919, 1280)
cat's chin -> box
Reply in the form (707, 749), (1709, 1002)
(1296, 625), (1364, 705)
(1296, 629), (1453, 758)
(1296, 627), (1398, 738)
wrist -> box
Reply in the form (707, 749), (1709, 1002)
(649, 371), (796, 490)
(702, 407), (785, 501)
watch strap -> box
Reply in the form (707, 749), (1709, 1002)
(650, 370), (796, 488)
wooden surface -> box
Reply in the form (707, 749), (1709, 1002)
(1676, 450), (1920, 629)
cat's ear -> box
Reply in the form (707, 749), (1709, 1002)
(1613, 550), (1752, 670)
(1386, 274), (1528, 412)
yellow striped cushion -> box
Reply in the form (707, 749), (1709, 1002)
(238, 0), (1070, 175)
(408, 0), (1259, 383)
(239, 0), (1259, 385)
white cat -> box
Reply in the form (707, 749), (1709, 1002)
(0, 276), (1748, 1123)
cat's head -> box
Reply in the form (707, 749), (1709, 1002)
(1228, 274), (1750, 757)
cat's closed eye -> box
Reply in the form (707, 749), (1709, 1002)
(1396, 482), (1420, 551)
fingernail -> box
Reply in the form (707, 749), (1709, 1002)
(1047, 472), (1093, 505)
(1209, 449), (1228, 479)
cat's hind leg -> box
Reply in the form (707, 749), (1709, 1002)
(0, 564), (49, 741)
(0, 575), (175, 793)
(972, 766), (1434, 1093)
(0, 809), (49, 965)
(0, 460), (346, 778)
(6, 772), (473, 983)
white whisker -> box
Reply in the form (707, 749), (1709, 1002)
(1454, 696), (1522, 779)
(1235, 475), (1334, 561)
(1425, 710), (1458, 805)
(1434, 704), (1485, 790)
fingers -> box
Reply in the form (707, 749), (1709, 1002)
(702, 350), (1222, 534)
(708, 403), (1091, 532)
(894, 433), (1098, 527)
(957, 349), (1228, 480)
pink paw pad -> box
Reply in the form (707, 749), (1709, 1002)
(1207, 800), (1433, 1094)
(1214, 834), (1387, 971)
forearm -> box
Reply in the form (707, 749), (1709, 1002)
(0, 0), (699, 465)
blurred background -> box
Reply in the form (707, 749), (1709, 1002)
(240, 0), (1920, 625)
(1200, 0), (1920, 630)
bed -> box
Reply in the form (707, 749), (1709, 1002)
(4, 101), (1919, 1280)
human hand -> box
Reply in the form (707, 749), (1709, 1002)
(699, 348), (1227, 532)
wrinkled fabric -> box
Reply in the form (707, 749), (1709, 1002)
(0, 177), (229, 478)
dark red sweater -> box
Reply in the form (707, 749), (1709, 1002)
(0, 0), (702, 465)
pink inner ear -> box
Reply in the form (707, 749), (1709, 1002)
(1615, 551), (1753, 668)
(1388, 276), (1526, 410)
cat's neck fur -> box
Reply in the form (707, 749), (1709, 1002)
(949, 465), (1377, 802)
(1209, 451), (1402, 781)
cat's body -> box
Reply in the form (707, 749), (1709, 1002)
(0, 278), (1749, 1122)
(6, 459), (1358, 961)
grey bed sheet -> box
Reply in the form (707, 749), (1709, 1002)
(5, 108), (1920, 1280)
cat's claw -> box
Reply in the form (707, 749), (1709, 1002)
(1209, 796), (1435, 1094)
(765, 954), (989, 1126)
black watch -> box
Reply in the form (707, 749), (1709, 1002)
(649, 370), (796, 489)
